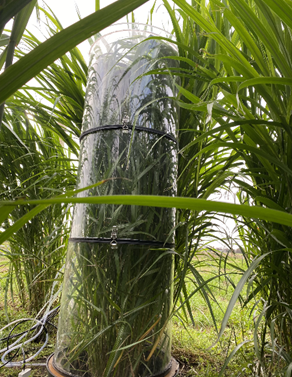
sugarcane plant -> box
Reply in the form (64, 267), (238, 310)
(2, 1), (292, 375)
(0, 0), (153, 316)
(0, 107), (77, 314)
(169, 0), (292, 374)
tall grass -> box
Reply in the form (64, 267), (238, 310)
(1, 0), (292, 375)
(168, 0), (292, 373)
(161, 0), (240, 332)
(0, 5), (90, 314)
(0, 108), (76, 313)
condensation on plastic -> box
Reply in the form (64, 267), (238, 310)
(54, 24), (179, 377)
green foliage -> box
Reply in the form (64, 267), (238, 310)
(173, 254), (256, 376)
(0, 0), (149, 106)
(0, 0), (150, 317)
(1, 0), (292, 375)
(168, 0), (292, 373)
(0, 109), (76, 313)
(56, 243), (174, 377)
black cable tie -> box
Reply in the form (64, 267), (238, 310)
(69, 237), (174, 248)
(79, 125), (177, 143)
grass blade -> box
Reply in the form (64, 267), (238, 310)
(0, 0), (149, 105)
(1, 195), (292, 227)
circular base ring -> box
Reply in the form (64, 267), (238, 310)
(46, 353), (179, 377)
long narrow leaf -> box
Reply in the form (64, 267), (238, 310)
(254, 0), (292, 32)
(0, 0), (33, 31)
(1, 195), (292, 227)
(214, 252), (272, 345)
(0, 0), (149, 105)
(238, 77), (292, 92)
(0, 179), (109, 244)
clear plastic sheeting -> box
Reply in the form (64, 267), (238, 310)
(82, 23), (177, 134)
(71, 129), (176, 241)
(54, 24), (178, 377)
(55, 242), (174, 377)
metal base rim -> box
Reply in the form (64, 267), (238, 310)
(46, 353), (179, 377)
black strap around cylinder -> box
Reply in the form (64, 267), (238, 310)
(79, 125), (177, 143)
(69, 237), (175, 248)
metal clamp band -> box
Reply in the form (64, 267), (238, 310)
(79, 125), (177, 143)
(69, 237), (175, 248)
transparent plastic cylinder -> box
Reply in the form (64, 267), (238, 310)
(54, 24), (179, 377)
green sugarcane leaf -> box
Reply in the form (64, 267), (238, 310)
(218, 340), (253, 376)
(255, 196), (285, 211)
(224, 7), (268, 76)
(10, 0), (37, 46)
(0, 204), (50, 245)
(0, 46), (7, 70)
(211, 76), (245, 85)
(0, 205), (15, 225)
(229, 0), (292, 77)
(162, 0), (184, 57)
(214, 54), (255, 78)
(238, 77), (292, 92)
(254, 0), (292, 32)
(181, 140), (292, 183)
(0, 0), (149, 105)
(0, 1), (37, 126)
(214, 252), (272, 345)
(0, 34), (9, 47)
(1, 195), (292, 228)
(171, 0), (259, 77)
(175, 83), (201, 103)
(0, 179), (108, 245)
(270, 229), (291, 248)
(0, 0), (33, 31)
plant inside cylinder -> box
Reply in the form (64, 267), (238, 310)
(51, 24), (179, 377)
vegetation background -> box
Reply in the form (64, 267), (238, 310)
(1, 0), (292, 376)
